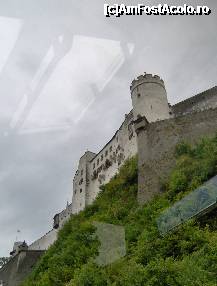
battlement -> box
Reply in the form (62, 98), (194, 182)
(130, 73), (165, 92)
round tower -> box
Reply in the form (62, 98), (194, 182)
(130, 73), (171, 122)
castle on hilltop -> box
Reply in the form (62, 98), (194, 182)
(2, 71), (217, 286)
(51, 73), (173, 232)
(11, 73), (217, 252)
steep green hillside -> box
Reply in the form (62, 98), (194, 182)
(23, 135), (217, 286)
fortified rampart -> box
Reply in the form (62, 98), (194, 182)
(0, 250), (44, 286)
(136, 106), (217, 203)
(71, 110), (137, 214)
(28, 229), (57, 251)
(172, 86), (217, 116)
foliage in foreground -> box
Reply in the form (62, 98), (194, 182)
(22, 135), (217, 286)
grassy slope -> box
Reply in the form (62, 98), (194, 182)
(22, 135), (217, 286)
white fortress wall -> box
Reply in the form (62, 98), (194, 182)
(57, 203), (74, 228)
(72, 152), (96, 213)
(86, 110), (137, 205)
(28, 229), (58, 251)
(120, 111), (137, 159)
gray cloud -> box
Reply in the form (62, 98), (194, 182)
(0, 0), (216, 256)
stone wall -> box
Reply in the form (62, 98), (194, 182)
(72, 151), (96, 213)
(28, 229), (57, 251)
(0, 250), (44, 286)
(57, 203), (73, 229)
(71, 110), (137, 210)
(136, 107), (217, 204)
(172, 86), (217, 116)
(86, 110), (137, 205)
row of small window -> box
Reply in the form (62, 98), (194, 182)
(93, 146), (122, 171)
(75, 169), (84, 176)
(74, 188), (83, 194)
(92, 145), (113, 169)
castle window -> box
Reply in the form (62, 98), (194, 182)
(101, 154), (103, 161)
(80, 189), (82, 193)
(116, 136), (118, 142)
(110, 146), (112, 152)
(137, 93), (141, 98)
(105, 150), (108, 157)
(81, 169), (83, 176)
(97, 158), (99, 165)
(93, 163), (95, 169)
(75, 190), (77, 194)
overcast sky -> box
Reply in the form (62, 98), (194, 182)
(0, 0), (216, 257)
